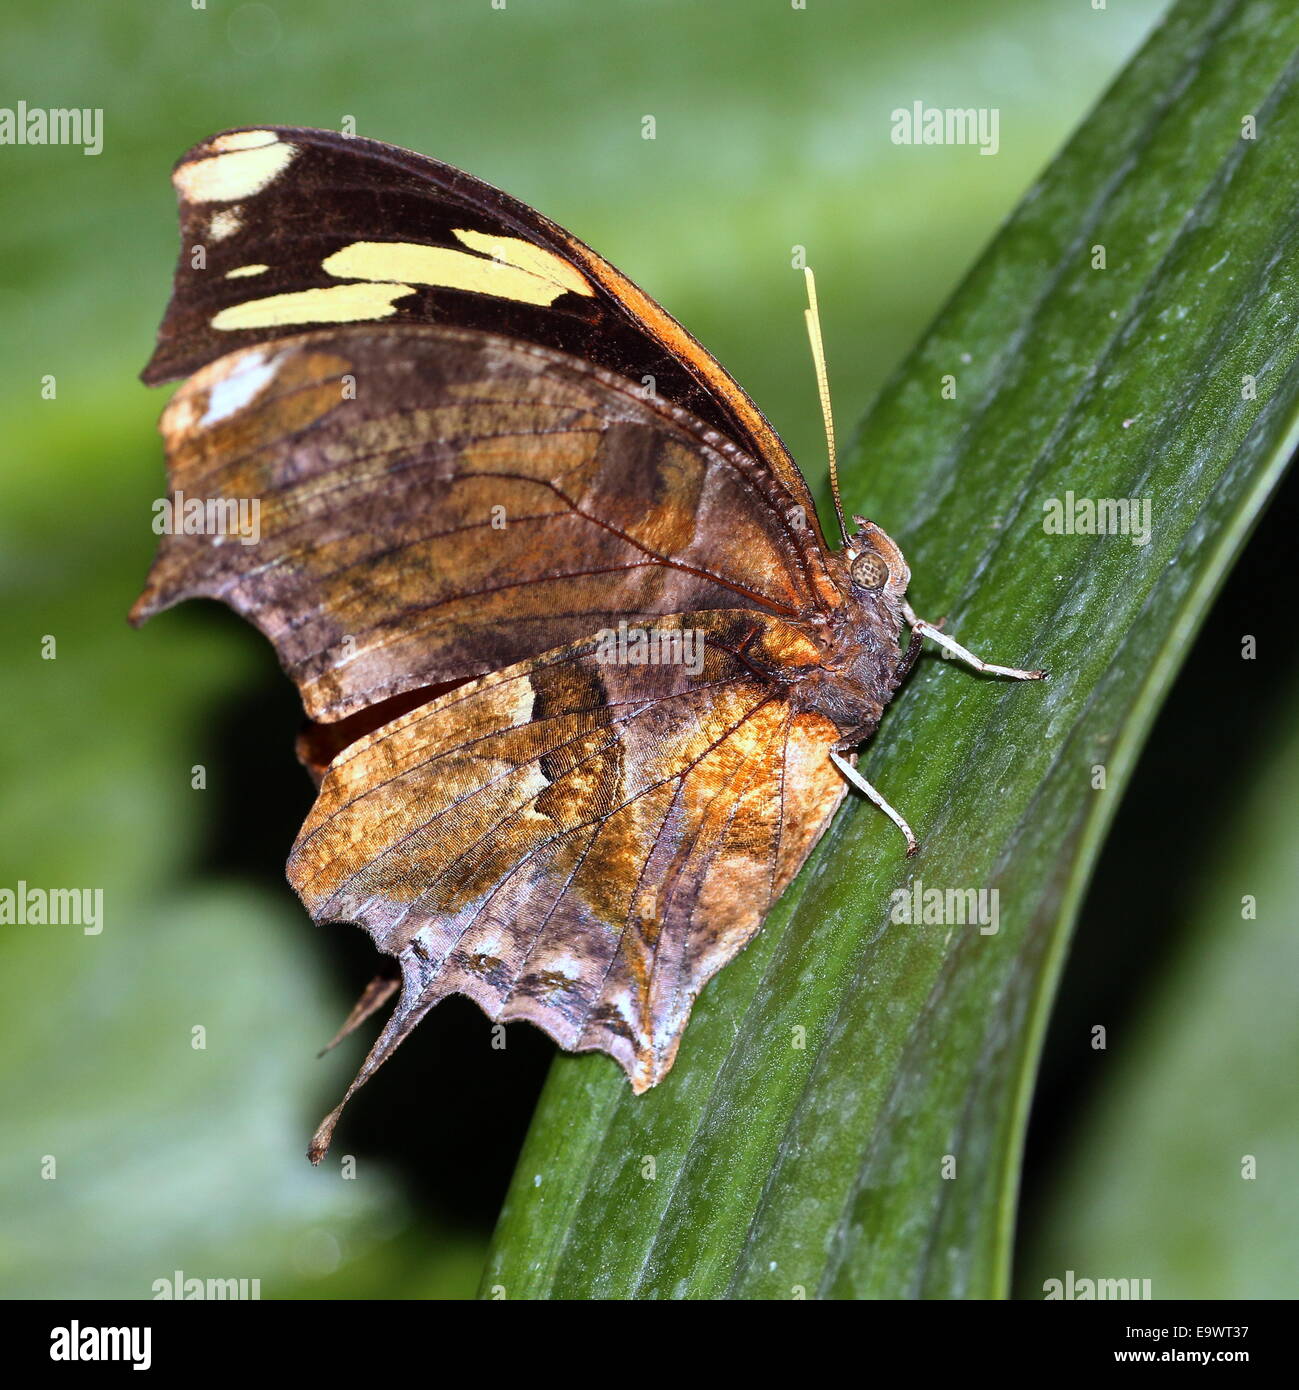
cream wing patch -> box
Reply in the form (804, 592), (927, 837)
(207, 208), (243, 241)
(321, 232), (594, 306)
(208, 130), (281, 153)
(451, 230), (594, 298)
(174, 133), (296, 204)
(211, 282), (417, 331)
(199, 349), (278, 425)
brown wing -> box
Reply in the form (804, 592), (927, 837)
(140, 126), (822, 533)
(288, 612), (846, 1160)
(131, 324), (840, 722)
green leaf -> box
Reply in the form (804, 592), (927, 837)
(481, 0), (1299, 1299)
(1015, 655), (1299, 1300)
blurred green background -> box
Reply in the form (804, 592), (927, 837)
(4, 0), (1289, 1300)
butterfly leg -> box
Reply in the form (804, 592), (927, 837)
(829, 749), (919, 856)
(894, 625), (924, 683)
(902, 602), (1047, 681)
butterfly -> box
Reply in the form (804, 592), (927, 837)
(131, 127), (1044, 1162)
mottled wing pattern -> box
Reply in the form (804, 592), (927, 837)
(288, 613), (847, 1160)
(141, 126), (823, 531)
(130, 324), (837, 721)
(132, 128), (864, 1148)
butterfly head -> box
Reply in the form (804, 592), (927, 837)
(843, 515), (910, 604)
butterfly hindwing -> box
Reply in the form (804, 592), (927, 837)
(287, 612), (847, 1158)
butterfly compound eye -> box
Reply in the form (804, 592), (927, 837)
(851, 550), (890, 590)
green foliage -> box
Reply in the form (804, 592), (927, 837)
(1017, 660), (1299, 1300)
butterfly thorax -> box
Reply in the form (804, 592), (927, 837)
(782, 520), (915, 744)
(786, 593), (904, 745)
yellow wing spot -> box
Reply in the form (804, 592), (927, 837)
(224, 264), (269, 278)
(322, 238), (590, 306)
(208, 208), (242, 241)
(211, 282), (417, 330)
(452, 229), (594, 297)
(209, 129), (281, 152)
(174, 139), (296, 204)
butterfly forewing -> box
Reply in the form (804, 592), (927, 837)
(131, 324), (839, 721)
(142, 126), (824, 536)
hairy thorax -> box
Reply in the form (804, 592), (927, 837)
(789, 592), (907, 743)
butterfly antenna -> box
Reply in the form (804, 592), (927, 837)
(803, 265), (851, 547)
